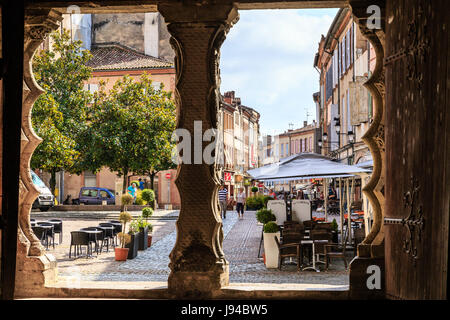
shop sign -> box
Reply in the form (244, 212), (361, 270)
(224, 172), (232, 181)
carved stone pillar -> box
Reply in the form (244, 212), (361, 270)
(158, 2), (238, 299)
(348, 0), (386, 299)
(14, 9), (62, 297)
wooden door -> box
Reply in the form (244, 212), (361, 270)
(384, 0), (449, 299)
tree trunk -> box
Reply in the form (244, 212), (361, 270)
(49, 170), (57, 196)
(122, 169), (128, 194)
(121, 169), (128, 212)
(150, 171), (156, 210)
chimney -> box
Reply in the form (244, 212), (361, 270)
(303, 121), (308, 127)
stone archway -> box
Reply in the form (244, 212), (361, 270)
(9, 0), (389, 299)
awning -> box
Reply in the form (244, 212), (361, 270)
(247, 152), (371, 181)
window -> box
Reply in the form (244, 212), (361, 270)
(82, 189), (98, 197)
(152, 82), (161, 90)
(281, 143), (284, 157)
(100, 190), (111, 198)
(84, 171), (96, 187)
(285, 144), (288, 156)
(309, 137), (312, 151)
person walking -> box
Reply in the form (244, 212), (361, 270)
(236, 187), (246, 220)
(127, 182), (138, 203)
(138, 178), (145, 191)
(218, 185), (228, 219)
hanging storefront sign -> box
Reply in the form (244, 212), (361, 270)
(224, 172), (232, 181)
(234, 174), (243, 183)
(244, 178), (251, 186)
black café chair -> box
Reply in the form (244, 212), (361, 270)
(91, 227), (111, 253)
(99, 223), (116, 246)
(69, 231), (92, 259)
(36, 222), (55, 249)
(108, 220), (123, 244)
(48, 219), (63, 244)
(80, 228), (101, 255)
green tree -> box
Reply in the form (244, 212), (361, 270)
(31, 30), (94, 193)
(90, 74), (176, 193)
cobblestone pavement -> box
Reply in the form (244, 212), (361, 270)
(45, 210), (349, 287)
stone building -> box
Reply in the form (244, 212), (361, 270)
(314, 7), (374, 166)
(36, 12), (181, 208)
(219, 91), (260, 200)
(313, 7), (377, 231)
(258, 121), (320, 192)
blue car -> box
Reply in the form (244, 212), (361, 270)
(72, 187), (116, 205)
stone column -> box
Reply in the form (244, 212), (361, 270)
(14, 9), (62, 297)
(348, 0), (386, 299)
(158, 2), (239, 299)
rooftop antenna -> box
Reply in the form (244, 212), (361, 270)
(305, 108), (312, 124)
(288, 123), (294, 130)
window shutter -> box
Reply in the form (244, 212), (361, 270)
(347, 29), (351, 68)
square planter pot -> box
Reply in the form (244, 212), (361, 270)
(138, 227), (148, 251)
(263, 231), (280, 269)
(125, 233), (139, 259)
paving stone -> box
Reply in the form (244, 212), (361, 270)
(52, 210), (349, 286)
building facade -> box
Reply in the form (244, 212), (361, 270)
(313, 7), (376, 230)
(219, 91), (260, 200)
(37, 12), (180, 208)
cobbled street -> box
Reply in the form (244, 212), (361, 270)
(32, 210), (349, 289)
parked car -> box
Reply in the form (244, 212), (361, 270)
(31, 171), (55, 212)
(72, 187), (116, 205)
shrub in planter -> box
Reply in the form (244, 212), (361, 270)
(126, 219), (140, 259)
(263, 221), (280, 268)
(141, 189), (155, 204)
(246, 196), (264, 210)
(256, 208), (276, 225)
(142, 207), (154, 220)
(263, 221), (279, 233)
(135, 195), (144, 205)
(251, 186), (259, 194)
(121, 193), (134, 211)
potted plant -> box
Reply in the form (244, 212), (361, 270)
(256, 208), (276, 225)
(263, 221), (280, 269)
(125, 219), (140, 259)
(121, 193), (134, 212)
(251, 186), (259, 195)
(136, 216), (148, 251)
(115, 211), (132, 261)
(141, 189), (155, 210)
(142, 207), (154, 247)
(331, 218), (339, 243)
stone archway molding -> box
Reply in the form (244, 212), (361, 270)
(14, 8), (62, 297)
(158, 2), (239, 299)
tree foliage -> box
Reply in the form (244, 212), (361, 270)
(90, 74), (176, 193)
(31, 30), (93, 192)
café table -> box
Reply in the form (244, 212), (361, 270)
(80, 229), (103, 256)
(301, 239), (329, 272)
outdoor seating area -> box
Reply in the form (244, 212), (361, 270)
(30, 219), (127, 259)
(274, 220), (349, 272)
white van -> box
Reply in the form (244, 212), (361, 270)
(31, 171), (55, 212)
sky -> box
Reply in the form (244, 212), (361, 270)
(220, 8), (339, 137)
